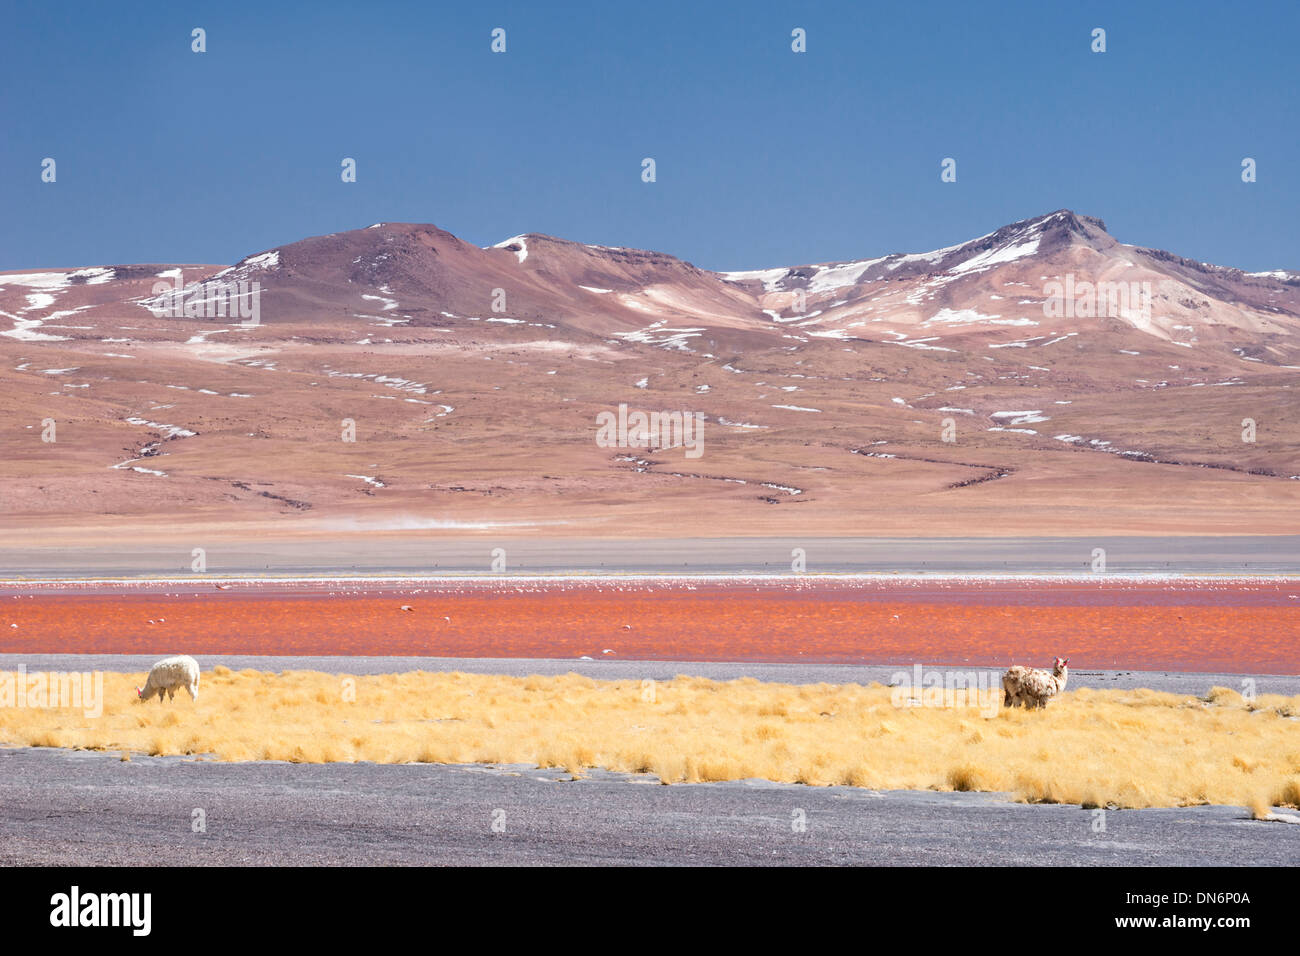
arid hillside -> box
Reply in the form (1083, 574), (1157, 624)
(2, 210), (1298, 545)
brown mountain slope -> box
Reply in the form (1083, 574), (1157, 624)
(1, 210), (1297, 545)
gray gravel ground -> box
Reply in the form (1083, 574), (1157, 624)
(1, 748), (1296, 866)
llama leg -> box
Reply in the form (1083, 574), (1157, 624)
(187, 682), (198, 701)
(1002, 677), (1017, 707)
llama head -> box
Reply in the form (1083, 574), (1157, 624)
(1054, 657), (1069, 672)
(135, 685), (144, 699)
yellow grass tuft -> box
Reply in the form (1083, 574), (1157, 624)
(946, 763), (995, 792)
(1247, 793), (1274, 820)
(1205, 686), (1243, 705)
(1276, 778), (1300, 808)
(1, 668), (1297, 809)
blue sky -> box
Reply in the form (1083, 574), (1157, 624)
(2, 0), (1296, 272)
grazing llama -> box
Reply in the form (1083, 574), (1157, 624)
(136, 655), (200, 704)
(1002, 657), (1069, 709)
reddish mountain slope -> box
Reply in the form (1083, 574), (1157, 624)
(1, 210), (1297, 543)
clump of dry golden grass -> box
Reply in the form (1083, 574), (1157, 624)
(2, 667), (1298, 811)
(1247, 780), (1300, 820)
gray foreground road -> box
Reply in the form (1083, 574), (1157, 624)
(3, 535), (1298, 577)
(1, 748), (1295, 866)
(1, 656), (1297, 866)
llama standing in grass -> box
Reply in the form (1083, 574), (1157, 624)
(1002, 657), (1068, 709)
(136, 655), (200, 704)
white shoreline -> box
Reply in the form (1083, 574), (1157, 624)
(1, 571), (1298, 587)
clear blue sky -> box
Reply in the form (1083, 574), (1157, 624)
(2, 0), (1296, 272)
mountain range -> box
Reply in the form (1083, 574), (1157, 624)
(2, 210), (1297, 544)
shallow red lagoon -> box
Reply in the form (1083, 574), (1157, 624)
(1, 578), (1296, 674)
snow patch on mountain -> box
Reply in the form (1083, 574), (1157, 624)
(492, 235), (529, 263)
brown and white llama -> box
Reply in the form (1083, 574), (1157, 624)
(1002, 657), (1068, 709)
